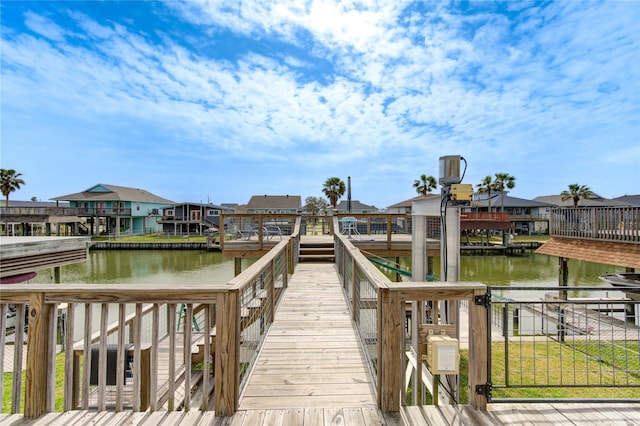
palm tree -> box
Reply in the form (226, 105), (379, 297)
(561, 183), (592, 208)
(413, 174), (437, 196)
(493, 173), (516, 212)
(322, 177), (346, 210)
(1, 168), (25, 207)
(476, 175), (494, 213)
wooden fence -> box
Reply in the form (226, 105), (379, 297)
(550, 206), (640, 242)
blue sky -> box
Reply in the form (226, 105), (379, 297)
(1, 1), (638, 208)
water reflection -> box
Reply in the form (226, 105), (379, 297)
(33, 251), (625, 292)
(32, 250), (255, 285)
(383, 253), (625, 296)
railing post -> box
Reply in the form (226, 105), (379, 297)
(24, 293), (52, 418)
(468, 289), (489, 410)
(215, 290), (240, 416)
(380, 288), (402, 412)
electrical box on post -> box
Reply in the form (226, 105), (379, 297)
(426, 333), (459, 375)
(450, 183), (473, 201)
(439, 155), (462, 186)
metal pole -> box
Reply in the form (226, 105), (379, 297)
(347, 176), (351, 213)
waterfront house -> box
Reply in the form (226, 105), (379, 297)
(245, 195), (301, 214)
(52, 184), (174, 235)
(387, 194), (439, 214)
(473, 193), (555, 235)
(612, 194), (640, 206)
(0, 200), (73, 236)
(533, 193), (630, 208)
(335, 199), (378, 214)
(159, 202), (233, 235)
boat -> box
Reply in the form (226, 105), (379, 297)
(599, 272), (640, 289)
(0, 271), (37, 284)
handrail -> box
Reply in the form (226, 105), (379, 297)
(461, 212), (511, 221)
(549, 206), (640, 243)
(1, 273), (287, 418)
(334, 227), (489, 412)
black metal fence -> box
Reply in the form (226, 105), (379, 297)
(488, 286), (640, 401)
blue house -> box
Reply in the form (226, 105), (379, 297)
(52, 184), (174, 235)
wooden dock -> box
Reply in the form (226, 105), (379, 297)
(3, 261), (640, 425)
(239, 262), (378, 410)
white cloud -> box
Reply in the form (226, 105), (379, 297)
(23, 11), (66, 41)
(2, 1), (638, 205)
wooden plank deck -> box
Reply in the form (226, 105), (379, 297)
(239, 262), (379, 411)
(3, 402), (639, 425)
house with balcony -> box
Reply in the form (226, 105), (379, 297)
(51, 184), (174, 235)
(159, 202), (234, 235)
(473, 193), (556, 235)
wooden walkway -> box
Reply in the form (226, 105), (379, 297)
(239, 262), (378, 410)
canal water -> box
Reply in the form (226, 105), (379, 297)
(30, 250), (255, 285)
(30, 249), (624, 291)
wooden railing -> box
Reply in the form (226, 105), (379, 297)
(0, 235), (296, 418)
(333, 224), (489, 411)
(549, 206), (640, 242)
(0, 207), (81, 216)
(460, 212), (511, 221)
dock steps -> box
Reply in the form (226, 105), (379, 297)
(299, 241), (335, 262)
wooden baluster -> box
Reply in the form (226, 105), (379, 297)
(64, 303), (76, 411)
(81, 303), (92, 410)
(184, 303), (193, 411)
(201, 304), (211, 412)
(98, 303), (108, 411)
(116, 304), (126, 411)
(168, 303), (176, 411)
(132, 303), (142, 412)
(150, 304), (159, 411)
(12, 304), (26, 414)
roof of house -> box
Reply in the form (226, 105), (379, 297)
(473, 194), (555, 209)
(387, 194), (439, 209)
(52, 184), (174, 204)
(612, 194), (640, 206)
(246, 195), (301, 210)
(533, 194), (629, 207)
(335, 200), (377, 211)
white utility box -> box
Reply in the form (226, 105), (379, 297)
(425, 333), (459, 375)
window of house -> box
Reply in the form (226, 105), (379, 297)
(166, 209), (174, 217)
